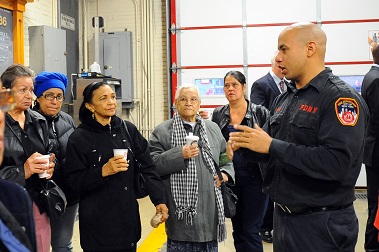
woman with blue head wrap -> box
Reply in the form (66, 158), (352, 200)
(34, 71), (78, 252)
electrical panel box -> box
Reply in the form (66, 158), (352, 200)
(98, 31), (133, 108)
(29, 26), (67, 75)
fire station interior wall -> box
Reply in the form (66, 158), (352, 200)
(175, 0), (378, 187)
(177, 0), (379, 96)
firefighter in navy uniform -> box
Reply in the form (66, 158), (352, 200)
(227, 22), (369, 252)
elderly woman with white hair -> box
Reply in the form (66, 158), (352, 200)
(149, 83), (235, 252)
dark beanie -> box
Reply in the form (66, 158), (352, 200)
(34, 71), (68, 97)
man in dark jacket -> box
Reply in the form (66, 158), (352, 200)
(228, 22), (369, 252)
(250, 54), (286, 110)
(362, 43), (379, 252)
(250, 54), (287, 243)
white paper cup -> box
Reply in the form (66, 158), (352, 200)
(185, 135), (199, 146)
(35, 155), (50, 178)
(113, 149), (128, 160)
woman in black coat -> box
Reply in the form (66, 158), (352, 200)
(65, 82), (168, 252)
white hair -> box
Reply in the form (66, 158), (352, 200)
(174, 83), (201, 100)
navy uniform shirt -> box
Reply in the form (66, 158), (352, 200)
(262, 68), (369, 208)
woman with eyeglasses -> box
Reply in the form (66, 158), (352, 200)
(33, 71), (78, 252)
(0, 64), (56, 252)
(149, 83), (234, 252)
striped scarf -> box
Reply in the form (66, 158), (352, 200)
(170, 112), (226, 242)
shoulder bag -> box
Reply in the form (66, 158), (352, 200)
(198, 140), (238, 218)
(214, 161), (238, 218)
(121, 121), (148, 199)
(40, 180), (67, 219)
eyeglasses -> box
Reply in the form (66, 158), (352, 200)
(178, 97), (198, 104)
(42, 93), (65, 102)
(0, 89), (15, 112)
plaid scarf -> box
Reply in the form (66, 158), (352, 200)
(170, 112), (226, 242)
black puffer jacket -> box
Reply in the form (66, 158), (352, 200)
(1, 109), (51, 213)
(33, 107), (78, 205)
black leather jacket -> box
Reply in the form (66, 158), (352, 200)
(212, 99), (271, 170)
(34, 107), (78, 205)
(212, 99), (270, 130)
(1, 109), (51, 213)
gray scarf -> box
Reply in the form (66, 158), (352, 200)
(170, 112), (226, 242)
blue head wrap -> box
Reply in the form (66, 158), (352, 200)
(34, 71), (68, 97)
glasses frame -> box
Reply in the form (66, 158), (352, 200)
(178, 97), (199, 104)
(42, 93), (65, 102)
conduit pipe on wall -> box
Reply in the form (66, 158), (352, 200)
(53, 0), (58, 28)
(147, 0), (154, 137)
(141, 0), (155, 138)
(142, 0), (150, 137)
(83, 0), (88, 70)
(140, 0), (145, 135)
(131, 0), (142, 130)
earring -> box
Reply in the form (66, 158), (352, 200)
(92, 113), (95, 120)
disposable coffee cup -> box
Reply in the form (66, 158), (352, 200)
(113, 149), (128, 160)
(35, 155), (50, 178)
(185, 133), (199, 146)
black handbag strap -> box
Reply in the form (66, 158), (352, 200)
(120, 120), (135, 156)
(120, 120), (142, 169)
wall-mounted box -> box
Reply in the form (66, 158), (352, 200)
(98, 31), (134, 108)
(29, 26), (67, 75)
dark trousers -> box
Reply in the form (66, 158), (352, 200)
(231, 175), (268, 252)
(365, 165), (379, 251)
(260, 197), (274, 233)
(274, 204), (358, 252)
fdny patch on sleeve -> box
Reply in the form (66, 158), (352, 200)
(335, 98), (359, 126)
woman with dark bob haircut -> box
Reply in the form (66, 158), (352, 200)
(64, 82), (168, 251)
